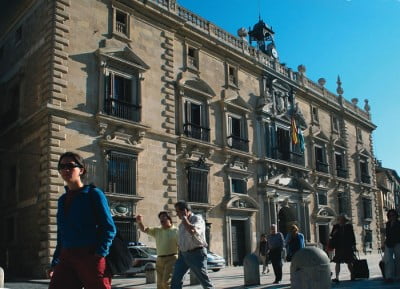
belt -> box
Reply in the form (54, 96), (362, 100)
(158, 253), (177, 257)
(186, 247), (203, 253)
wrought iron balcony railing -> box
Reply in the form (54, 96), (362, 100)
(105, 97), (141, 122)
(183, 123), (210, 142)
(227, 135), (249, 152)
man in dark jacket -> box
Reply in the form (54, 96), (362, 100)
(267, 224), (284, 284)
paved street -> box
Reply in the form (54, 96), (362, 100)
(4, 252), (399, 289)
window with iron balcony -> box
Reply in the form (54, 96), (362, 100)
(107, 151), (137, 195)
(315, 146), (328, 173)
(104, 71), (141, 122)
(227, 115), (248, 152)
(183, 99), (209, 142)
(335, 152), (347, 178)
(359, 157), (370, 184)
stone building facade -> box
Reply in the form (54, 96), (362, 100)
(375, 162), (400, 242)
(0, 0), (379, 277)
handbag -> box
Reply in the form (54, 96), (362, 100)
(352, 251), (369, 279)
(89, 185), (133, 275)
(106, 231), (133, 275)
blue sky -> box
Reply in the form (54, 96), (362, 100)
(179, 0), (400, 174)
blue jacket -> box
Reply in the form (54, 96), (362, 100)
(51, 185), (116, 266)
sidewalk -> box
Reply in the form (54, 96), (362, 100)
(5, 252), (399, 289)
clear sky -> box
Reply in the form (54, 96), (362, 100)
(179, 0), (400, 174)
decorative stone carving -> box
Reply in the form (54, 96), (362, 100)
(110, 201), (132, 217)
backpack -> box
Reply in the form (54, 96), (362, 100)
(89, 185), (133, 275)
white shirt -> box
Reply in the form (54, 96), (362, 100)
(178, 213), (208, 252)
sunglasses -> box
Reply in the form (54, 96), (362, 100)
(58, 163), (82, 170)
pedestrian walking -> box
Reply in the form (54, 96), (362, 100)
(285, 224), (305, 262)
(330, 214), (356, 283)
(171, 200), (215, 289)
(267, 224), (284, 284)
(48, 152), (116, 289)
(258, 233), (270, 274)
(383, 209), (400, 282)
(136, 212), (178, 289)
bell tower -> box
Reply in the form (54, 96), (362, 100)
(248, 17), (278, 59)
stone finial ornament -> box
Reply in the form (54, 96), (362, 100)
(297, 64), (306, 74)
(336, 76), (344, 95)
(318, 78), (326, 87)
(364, 99), (370, 112)
(351, 98), (358, 105)
(237, 27), (248, 38)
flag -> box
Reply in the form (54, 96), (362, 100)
(291, 116), (298, 145)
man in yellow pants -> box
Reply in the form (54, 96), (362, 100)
(136, 212), (178, 289)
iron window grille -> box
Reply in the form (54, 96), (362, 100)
(107, 151), (137, 195)
(187, 160), (209, 203)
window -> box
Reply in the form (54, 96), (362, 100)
(335, 152), (347, 178)
(1, 83), (20, 127)
(227, 114), (248, 152)
(317, 190), (328, 206)
(363, 198), (372, 219)
(187, 46), (198, 70)
(332, 116), (339, 132)
(115, 9), (129, 37)
(227, 65), (238, 86)
(231, 178), (247, 194)
(107, 151), (137, 195)
(315, 145), (328, 173)
(15, 25), (22, 44)
(276, 127), (290, 161)
(104, 71), (140, 122)
(356, 128), (363, 143)
(187, 162), (209, 203)
(312, 106), (319, 123)
(114, 217), (137, 242)
(337, 192), (347, 215)
(360, 157), (370, 184)
(183, 98), (209, 141)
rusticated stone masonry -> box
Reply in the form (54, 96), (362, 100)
(37, 0), (71, 275)
(160, 30), (178, 212)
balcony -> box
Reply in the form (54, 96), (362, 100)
(316, 161), (329, 173)
(105, 98), (141, 122)
(290, 151), (305, 166)
(336, 167), (348, 178)
(361, 174), (371, 184)
(227, 135), (249, 152)
(183, 123), (210, 142)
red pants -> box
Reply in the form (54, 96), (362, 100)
(49, 248), (112, 289)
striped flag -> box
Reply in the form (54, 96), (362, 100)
(291, 116), (298, 145)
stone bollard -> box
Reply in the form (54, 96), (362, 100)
(145, 263), (156, 284)
(243, 253), (260, 286)
(290, 247), (331, 289)
(0, 266), (4, 288)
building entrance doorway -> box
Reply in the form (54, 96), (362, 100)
(231, 220), (246, 266)
(318, 223), (330, 250)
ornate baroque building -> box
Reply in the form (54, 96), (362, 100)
(0, 0), (380, 277)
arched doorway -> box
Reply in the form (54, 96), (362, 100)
(278, 206), (297, 236)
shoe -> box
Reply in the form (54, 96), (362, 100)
(262, 271), (265, 274)
(273, 280), (279, 284)
(267, 268), (270, 273)
(384, 278), (394, 283)
(332, 278), (339, 283)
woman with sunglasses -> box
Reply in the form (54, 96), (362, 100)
(48, 152), (116, 289)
